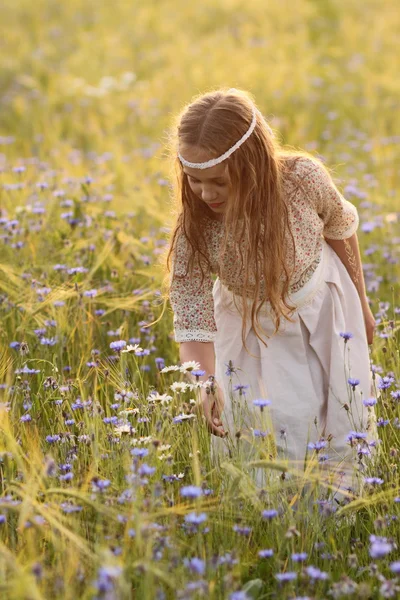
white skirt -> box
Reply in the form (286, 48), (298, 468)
(211, 239), (378, 490)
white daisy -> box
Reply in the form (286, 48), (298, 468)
(160, 365), (181, 373)
(170, 382), (191, 393)
(121, 344), (143, 354)
(180, 361), (201, 373)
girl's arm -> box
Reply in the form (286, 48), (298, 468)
(324, 232), (367, 307)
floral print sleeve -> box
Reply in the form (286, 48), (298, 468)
(169, 231), (217, 343)
(297, 158), (359, 240)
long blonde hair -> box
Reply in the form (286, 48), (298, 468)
(163, 87), (321, 354)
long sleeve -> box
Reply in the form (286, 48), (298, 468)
(169, 232), (217, 343)
(297, 158), (359, 240)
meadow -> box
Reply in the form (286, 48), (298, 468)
(0, 0), (400, 598)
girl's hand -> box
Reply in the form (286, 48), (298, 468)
(362, 303), (376, 345)
(191, 382), (227, 437)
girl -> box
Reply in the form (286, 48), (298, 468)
(165, 87), (377, 489)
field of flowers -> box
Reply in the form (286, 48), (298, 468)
(0, 0), (399, 598)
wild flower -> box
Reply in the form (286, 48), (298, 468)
(232, 524), (252, 536)
(365, 477), (384, 485)
(340, 332), (354, 341)
(233, 384), (249, 396)
(180, 486), (203, 499)
(184, 512), (207, 525)
(109, 340), (127, 352)
(173, 413), (196, 423)
(292, 552), (308, 562)
(378, 376), (395, 390)
(275, 572), (297, 582)
(160, 365), (181, 373)
(348, 378), (360, 389)
(305, 565), (329, 580)
(183, 557), (206, 575)
(262, 509), (278, 520)
(369, 534), (395, 558)
(307, 439), (328, 451)
(253, 398), (271, 409)
(180, 361), (201, 372)
(258, 549), (274, 558)
(363, 397), (377, 406)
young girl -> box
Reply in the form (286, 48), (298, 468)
(165, 87), (377, 489)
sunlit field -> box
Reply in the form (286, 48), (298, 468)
(0, 0), (400, 598)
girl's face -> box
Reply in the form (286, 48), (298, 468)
(179, 144), (231, 219)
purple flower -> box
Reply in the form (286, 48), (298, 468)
(131, 448), (149, 458)
(346, 431), (367, 443)
(292, 552), (308, 562)
(258, 549), (274, 558)
(390, 390), (400, 401)
(46, 434), (61, 443)
(275, 572), (297, 582)
(369, 535), (394, 559)
(109, 340), (127, 352)
(348, 378), (360, 389)
(180, 485), (203, 498)
(232, 524), (252, 536)
(183, 557), (205, 576)
(378, 376), (395, 390)
(262, 509), (278, 520)
(233, 384), (249, 396)
(184, 512), (207, 525)
(364, 477), (384, 485)
(305, 566), (329, 580)
(253, 398), (271, 409)
(138, 464), (156, 477)
(20, 414), (32, 422)
(390, 561), (400, 574)
(307, 440), (328, 452)
(363, 397), (377, 407)
(340, 332), (354, 341)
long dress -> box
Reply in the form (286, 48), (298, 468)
(210, 237), (378, 493)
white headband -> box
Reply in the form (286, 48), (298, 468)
(178, 105), (272, 170)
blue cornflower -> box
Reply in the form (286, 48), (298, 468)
(40, 337), (57, 346)
(183, 557), (205, 576)
(109, 340), (127, 352)
(369, 535), (394, 559)
(348, 378), (360, 389)
(363, 397), (377, 407)
(180, 485), (203, 498)
(59, 472), (73, 482)
(305, 566), (329, 580)
(84, 289), (98, 298)
(225, 361), (236, 376)
(155, 357), (165, 370)
(192, 369), (206, 379)
(46, 434), (61, 443)
(253, 429), (269, 438)
(258, 549), (274, 558)
(346, 431), (367, 443)
(377, 417), (390, 427)
(275, 572), (297, 582)
(184, 512), (207, 525)
(390, 561), (400, 574)
(230, 593), (249, 600)
(253, 398), (271, 410)
(233, 384), (249, 396)
(364, 477), (384, 485)
(138, 464), (156, 477)
(9, 341), (20, 350)
(292, 552), (308, 562)
(307, 440), (328, 451)
(262, 509), (278, 520)
(92, 479), (111, 491)
(378, 376), (395, 390)
(391, 390), (400, 401)
(20, 414), (31, 422)
(232, 524), (252, 535)
(340, 332), (354, 341)
(131, 448), (149, 458)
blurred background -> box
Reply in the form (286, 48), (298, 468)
(1, 0), (399, 221)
